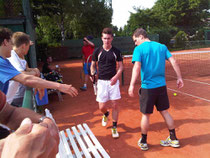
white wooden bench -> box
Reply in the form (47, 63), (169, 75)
(45, 109), (110, 158)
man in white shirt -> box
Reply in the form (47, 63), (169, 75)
(7, 32), (40, 106)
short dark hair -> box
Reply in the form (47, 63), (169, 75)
(0, 27), (13, 46)
(102, 28), (113, 36)
(12, 32), (30, 48)
(133, 28), (148, 38)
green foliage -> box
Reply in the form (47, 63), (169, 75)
(117, 0), (210, 49)
(174, 31), (188, 48)
(32, 0), (112, 44)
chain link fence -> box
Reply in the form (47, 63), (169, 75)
(0, 0), (23, 18)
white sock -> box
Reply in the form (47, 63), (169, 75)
(84, 84), (87, 87)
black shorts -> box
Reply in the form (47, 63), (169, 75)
(139, 86), (169, 114)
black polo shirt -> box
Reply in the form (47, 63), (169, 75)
(92, 46), (123, 80)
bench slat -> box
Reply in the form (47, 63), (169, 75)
(71, 126), (92, 158)
(60, 130), (74, 158)
(83, 123), (110, 158)
(57, 133), (69, 158)
(77, 124), (102, 158)
(66, 128), (82, 158)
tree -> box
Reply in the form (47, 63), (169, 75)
(153, 0), (209, 34)
(120, 0), (210, 46)
(32, 0), (113, 42)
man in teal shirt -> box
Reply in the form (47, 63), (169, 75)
(128, 28), (184, 151)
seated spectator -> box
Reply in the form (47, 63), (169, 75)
(42, 56), (63, 83)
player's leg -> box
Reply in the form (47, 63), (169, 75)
(159, 110), (180, 148)
(80, 63), (88, 91)
(156, 86), (180, 147)
(111, 100), (119, 123)
(96, 80), (109, 126)
(141, 113), (150, 134)
(109, 80), (121, 138)
(160, 110), (175, 130)
(138, 88), (156, 150)
(99, 102), (109, 127)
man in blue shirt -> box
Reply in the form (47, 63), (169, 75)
(128, 28), (184, 150)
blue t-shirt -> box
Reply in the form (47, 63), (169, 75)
(132, 41), (172, 89)
(0, 56), (21, 94)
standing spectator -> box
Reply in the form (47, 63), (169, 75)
(91, 28), (123, 138)
(7, 32), (39, 107)
(128, 28), (184, 150)
(0, 27), (78, 98)
(80, 36), (95, 91)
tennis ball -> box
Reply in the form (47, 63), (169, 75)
(173, 93), (177, 96)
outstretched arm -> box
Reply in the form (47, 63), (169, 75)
(12, 73), (78, 97)
(128, 61), (140, 97)
(168, 56), (184, 88)
(0, 102), (41, 130)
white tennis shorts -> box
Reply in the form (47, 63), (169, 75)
(96, 79), (121, 103)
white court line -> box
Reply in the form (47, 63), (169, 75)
(123, 50), (210, 58)
(183, 79), (210, 86)
(166, 75), (210, 86)
(171, 50), (210, 55)
(167, 88), (210, 103)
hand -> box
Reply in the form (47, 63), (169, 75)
(1, 118), (58, 158)
(177, 78), (184, 88)
(34, 88), (45, 100)
(41, 117), (59, 146)
(58, 84), (78, 97)
(33, 68), (41, 77)
(128, 85), (135, 97)
(110, 76), (117, 86)
(83, 37), (88, 42)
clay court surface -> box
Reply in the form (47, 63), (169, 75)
(44, 48), (210, 158)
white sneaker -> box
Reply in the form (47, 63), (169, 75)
(160, 136), (180, 148)
(112, 128), (119, 138)
(102, 115), (108, 127)
(138, 138), (149, 151)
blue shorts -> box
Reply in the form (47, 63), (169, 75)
(83, 63), (91, 75)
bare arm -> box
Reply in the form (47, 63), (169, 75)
(128, 62), (141, 97)
(0, 102), (41, 130)
(84, 37), (95, 47)
(110, 61), (123, 85)
(90, 61), (96, 75)
(12, 73), (78, 97)
(168, 56), (184, 88)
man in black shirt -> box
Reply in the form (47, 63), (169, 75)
(91, 28), (123, 138)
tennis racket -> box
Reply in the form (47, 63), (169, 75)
(86, 54), (97, 95)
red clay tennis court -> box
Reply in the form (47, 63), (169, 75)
(44, 47), (210, 158)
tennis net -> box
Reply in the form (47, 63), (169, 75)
(122, 50), (210, 85)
